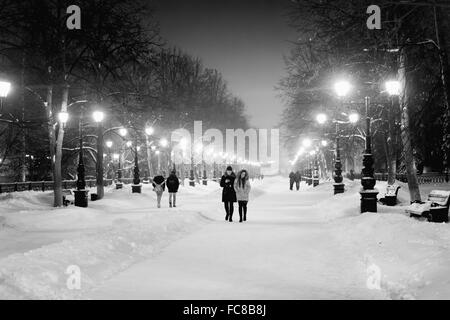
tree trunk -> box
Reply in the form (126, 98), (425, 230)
(46, 85), (56, 182)
(434, 6), (450, 171)
(53, 84), (69, 207)
(398, 49), (421, 202)
(20, 54), (26, 182)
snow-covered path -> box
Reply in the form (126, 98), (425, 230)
(2, 176), (450, 299)
(87, 178), (385, 299)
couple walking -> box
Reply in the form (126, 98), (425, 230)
(220, 166), (251, 223)
(152, 170), (180, 208)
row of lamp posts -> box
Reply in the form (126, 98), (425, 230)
(292, 79), (401, 214)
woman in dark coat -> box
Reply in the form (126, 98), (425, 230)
(152, 172), (166, 208)
(220, 166), (237, 222)
(166, 170), (180, 208)
(289, 171), (295, 190)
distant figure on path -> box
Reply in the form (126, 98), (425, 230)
(220, 166), (237, 222)
(294, 170), (301, 191)
(234, 169), (251, 223)
(166, 170), (180, 208)
(289, 171), (295, 190)
(152, 172), (166, 208)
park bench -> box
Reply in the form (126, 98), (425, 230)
(62, 189), (74, 206)
(406, 190), (450, 223)
(379, 184), (401, 206)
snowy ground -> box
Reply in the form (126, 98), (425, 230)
(0, 177), (449, 300)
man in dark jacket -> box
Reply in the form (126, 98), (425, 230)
(166, 170), (180, 208)
(294, 171), (301, 191)
(289, 171), (295, 191)
(220, 166), (237, 222)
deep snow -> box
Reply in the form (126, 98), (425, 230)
(0, 177), (449, 299)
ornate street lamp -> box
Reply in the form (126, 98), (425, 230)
(333, 80), (352, 195)
(93, 111), (105, 200)
(360, 96), (379, 213)
(74, 109), (88, 207)
(311, 150), (320, 187)
(105, 140), (113, 180)
(114, 128), (127, 189)
(132, 138), (142, 194)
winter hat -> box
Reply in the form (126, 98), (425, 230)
(226, 166), (233, 171)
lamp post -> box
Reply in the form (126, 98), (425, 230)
(334, 121), (344, 194)
(385, 80), (401, 185)
(333, 80), (352, 195)
(360, 96), (379, 213)
(312, 149), (320, 187)
(112, 152), (119, 182)
(132, 138), (142, 194)
(106, 140), (113, 180)
(116, 128), (127, 189)
(74, 108), (88, 207)
(93, 111), (105, 200)
(316, 111), (359, 195)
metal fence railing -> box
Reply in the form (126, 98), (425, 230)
(345, 173), (449, 184)
(0, 178), (136, 194)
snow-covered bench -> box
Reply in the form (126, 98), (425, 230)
(62, 189), (74, 206)
(406, 190), (450, 223)
(379, 184), (401, 206)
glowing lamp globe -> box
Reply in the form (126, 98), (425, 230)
(92, 111), (104, 123)
(316, 113), (327, 125)
(119, 128), (128, 137)
(334, 80), (352, 97)
(385, 80), (401, 96)
(302, 138), (312, 148)
(348, 113), (360, 124)
(58, 112), (69, 124)
(145, 127), (154, 136)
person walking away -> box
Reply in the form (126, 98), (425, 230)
(220, 166), (237, 222)
(289, 171), (295, 191)
(234, 169), (251, 223)
(152, 172), (166, 208)
(294, 170), (301, 191)
(166, 170), (180, 208)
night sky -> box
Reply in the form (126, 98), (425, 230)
(152, 0), (297, 128)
